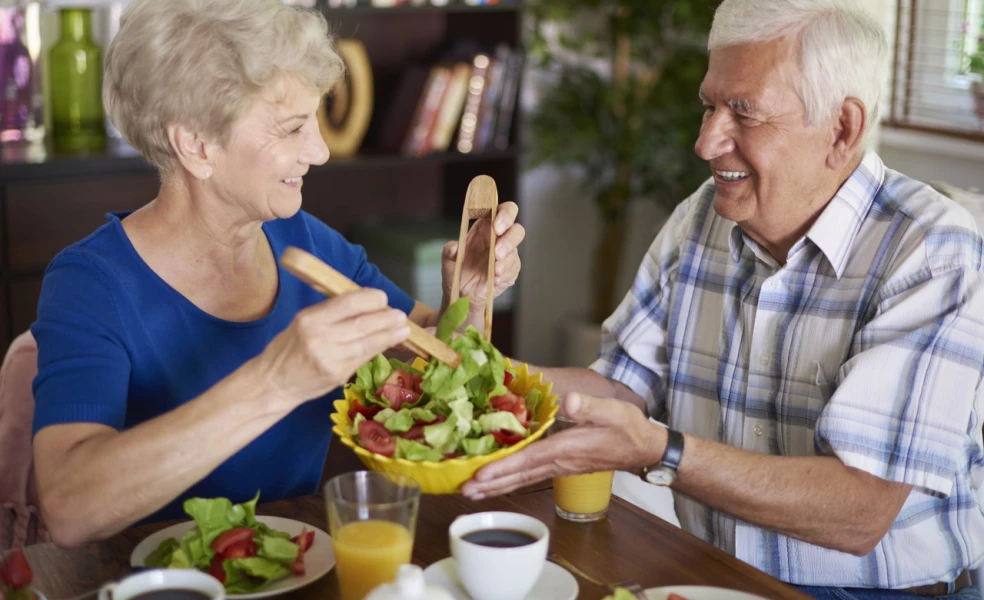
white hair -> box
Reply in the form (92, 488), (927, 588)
(708, 0), (887, 148)
(104, 0), (344, 173)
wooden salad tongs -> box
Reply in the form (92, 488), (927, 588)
(281, 246), (462, 368)
(449, 175), (499, 342)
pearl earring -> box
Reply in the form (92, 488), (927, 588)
(203, 169), (212, 179)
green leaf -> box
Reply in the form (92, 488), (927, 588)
(223, 557), (291, 594)
(436, 297), (470, 343)
(525, 388), (544, 418)
(382, 408), (415, 433)
(388, 358), (423, 375)
(371, 355), (393, 390)
(396, 438), (445, 461)
(462, 434), (501, 456)
(144, 538), (179, 568)
(256, 536), (299, 564)
(409, 407), (438, 423)
(424, 414), (463, 455)
(478, 412), (528, 437)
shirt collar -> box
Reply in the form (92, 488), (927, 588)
(806, 150), (884, 279)
(726, 151), (885, 277)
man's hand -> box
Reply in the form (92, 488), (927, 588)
(461, 393), (666, 499)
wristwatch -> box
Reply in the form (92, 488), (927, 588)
(640, 428), (684, 487)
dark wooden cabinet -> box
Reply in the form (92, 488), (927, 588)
(0, 2), (523, 355)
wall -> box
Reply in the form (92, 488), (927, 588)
(514, 0), (984, 366)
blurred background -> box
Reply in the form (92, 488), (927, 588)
(0, 0), (982, 366)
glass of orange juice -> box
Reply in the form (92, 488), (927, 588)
(325, 471), (421, 600)
(551, 416), (615, 522)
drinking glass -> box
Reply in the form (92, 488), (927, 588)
(551, 415), (615, 522)
(325, 471), (421, 600)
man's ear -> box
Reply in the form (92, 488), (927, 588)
(167, 124), (215, 180)
(827, 97), (866, 171)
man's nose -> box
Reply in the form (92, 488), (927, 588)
(694, 112), (736, 161)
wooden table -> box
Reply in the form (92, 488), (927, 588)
(22, 485), (811, 600)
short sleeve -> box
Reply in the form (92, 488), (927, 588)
(31, 252), (132, 434)
(815, 266), (984, 498)
(588, 195), (700, 420)
(302, 214), (415, 314)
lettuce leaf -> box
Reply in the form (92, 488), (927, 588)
(478, 412), (528, 436)
(424, 414), (463, 454)
(436, 297), (470, 343)
(223, 557), (291, 594)
(256, 536), (299, 564)
(409, 407), (437, 423)
(382, 408), (415, 433)
(145, 538), (180, 568)
(462, 434), (500, 456)
(396, 438), (445, 461)
(525, 388), (543, 418)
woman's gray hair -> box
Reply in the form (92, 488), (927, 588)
(104, 0), (344, 173)
(709, 0), (887, 148)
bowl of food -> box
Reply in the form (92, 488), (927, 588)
(329, 300), (559, 494)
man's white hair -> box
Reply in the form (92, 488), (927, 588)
(708, 0), (887, 148)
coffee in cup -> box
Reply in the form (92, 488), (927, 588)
(449, 512), (549, 600)
(96, 569), (224, 600)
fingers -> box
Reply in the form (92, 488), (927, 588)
(309, 289), (390, 323)
(350, 324), (411, 363)
(443, 241), (458, 261)
(493, 202), (519, 235)
(563, 392), (644, 428)
(463, 463), (558, 499)
(494, 222), (525, 261)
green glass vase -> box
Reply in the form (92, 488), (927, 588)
(49, 7), (105, 152)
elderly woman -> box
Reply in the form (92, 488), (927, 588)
(31, 0), (524, 548)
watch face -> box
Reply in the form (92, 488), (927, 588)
(645, 467), (676, 486)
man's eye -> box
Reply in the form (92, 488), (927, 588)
(291, 125), (303, 134)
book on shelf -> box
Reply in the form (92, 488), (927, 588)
(397, 45), (522, 158)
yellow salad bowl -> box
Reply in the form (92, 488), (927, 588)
(330, 357), (559, 494)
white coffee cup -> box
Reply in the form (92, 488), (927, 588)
(449, 512), (549, 600)
(96, 569), (225, 600)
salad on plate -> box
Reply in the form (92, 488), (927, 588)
(143, 494), (315, 593)
(346, 297), (544, 462)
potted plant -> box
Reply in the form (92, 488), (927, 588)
(527, 0), (716, 333)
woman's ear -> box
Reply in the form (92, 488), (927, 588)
(167, 124), (214, 180)
(826, 97), (866, 171)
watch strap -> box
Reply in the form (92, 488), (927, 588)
(660, 428), (684, 472)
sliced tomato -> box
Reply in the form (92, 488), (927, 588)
(358, 420), (396, 456)
(503, 370), (514, 387)
(383, 368), (413, 389)
(400, 414), (445, 443)
(208, 555), (226, 584)
(211, 527), (255, 554)
(290, 528), (315, 553)
(490, 391), (528, 426)
(290, 545), (306, 576)
(444, 452), (466, 459)
(490, 429), (525, 446)
(409, 372), (423, 394)
(0, 549), (32, 589)
(220, 539), (256, 560)
(347, 398), (382, 420)
(376, 384), (421, 410)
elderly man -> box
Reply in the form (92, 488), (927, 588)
(463, 0), (984, 597)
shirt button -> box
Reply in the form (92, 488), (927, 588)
(754, 425), (764, 436)
(759, 354), (770, 366)
(771, 280), (781, 290)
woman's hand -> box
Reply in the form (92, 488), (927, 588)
(441, 201), (524, 312)
(258, 289), (410, 406)
(461, 393), (666, 499)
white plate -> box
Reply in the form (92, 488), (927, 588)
(130, 516), (334, 599)
(644, 586), (771, 600)
(423, 557), (578, 600)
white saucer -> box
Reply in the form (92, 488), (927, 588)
(423, 557), (578, 600)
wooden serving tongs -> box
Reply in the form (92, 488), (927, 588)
(281, 246), (463, 368)
(450, 175), (499, 342)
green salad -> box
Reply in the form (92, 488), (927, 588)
(345, 297), (543, 461)
(144, 494), (315, 593)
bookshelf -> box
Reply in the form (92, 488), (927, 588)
(0, 2), (523, 355)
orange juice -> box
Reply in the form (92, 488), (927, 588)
(554, 470), (615, 517)
(332, 520), (414, 600)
